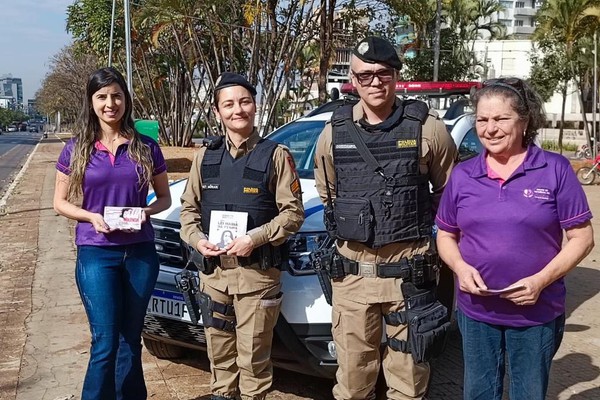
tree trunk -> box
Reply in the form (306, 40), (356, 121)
(570, 61), (593, 152)
(559, 82), (567, 155)
(318, 0), (336, 104)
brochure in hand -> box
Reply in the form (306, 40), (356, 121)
(479, 284), (526, 295)
(104, 206), (143, 230)
(208, 210), (248, 249)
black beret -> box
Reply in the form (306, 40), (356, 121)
(352, 36), (402, 70)
(214, 72), (257, 96)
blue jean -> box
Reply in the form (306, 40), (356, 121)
(76, 242), (159, 400)
(457, 309), (565, 400)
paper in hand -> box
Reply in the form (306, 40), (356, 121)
(479, 284), (526, 295)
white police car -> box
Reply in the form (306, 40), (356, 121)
(143, 96), (481, 379)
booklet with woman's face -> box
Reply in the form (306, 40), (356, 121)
(208, 210), (248, 249)
(104, 206), (142, 230)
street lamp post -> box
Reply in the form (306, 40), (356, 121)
(124, 0), (133, 96)
(594, 31), (598, 158)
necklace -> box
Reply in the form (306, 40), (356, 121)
(100, 134), (122, 155)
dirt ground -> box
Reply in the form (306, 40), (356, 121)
(161, 145), (198, 181)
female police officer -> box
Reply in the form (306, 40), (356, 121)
(179, 72), (304, 400)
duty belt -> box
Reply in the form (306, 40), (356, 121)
(340, 256), (412, 279)
(205, 254), (262, 270)
(340, 253), (438, 284)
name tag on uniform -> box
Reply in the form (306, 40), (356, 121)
(397, 139), (417, 148)
(202, 183), (220, 190)
(243, 187), (259, 194)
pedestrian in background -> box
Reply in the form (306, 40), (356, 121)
(436, 77), (594, 400)
(53, 67), (171, 400)
(314, 36), (458, 400)
(179, 72), (304, 400)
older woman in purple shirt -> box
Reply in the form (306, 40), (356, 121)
(53, 67), (171, 400)
(436, 77), (594, 400)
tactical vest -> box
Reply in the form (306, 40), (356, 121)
(200, 138), (279, 237)
(331, 101), (433, 248)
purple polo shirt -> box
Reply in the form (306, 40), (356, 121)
(436, 144), (592, 327)
(56, 135), (167, 246)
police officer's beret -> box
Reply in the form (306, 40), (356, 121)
(352, 36), (402, 70)
(214, 72), (257, 96)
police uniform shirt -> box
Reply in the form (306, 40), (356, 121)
(180, 130), (304, 294)
(314, 99), (458, 303)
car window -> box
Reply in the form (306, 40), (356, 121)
(458, 127), (482, 161)
(267, 120), (326, 179)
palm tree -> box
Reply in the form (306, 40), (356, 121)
(535, 0), (600, 152)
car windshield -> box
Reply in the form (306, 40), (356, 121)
(267, 119), (326, 179)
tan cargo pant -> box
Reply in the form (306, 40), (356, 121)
(332, 295), (430, 400)
(200, 281), (283, 400)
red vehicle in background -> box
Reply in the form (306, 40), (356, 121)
(576, 154), (600, 185)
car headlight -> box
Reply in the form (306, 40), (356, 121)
(286, 232), (332, 275)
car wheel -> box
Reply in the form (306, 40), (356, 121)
(143, 337), (186, 359)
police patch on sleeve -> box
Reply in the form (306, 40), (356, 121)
(290, 178), (301, 198)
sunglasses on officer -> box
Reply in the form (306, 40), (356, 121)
(351, 68), (396, 86)
(482, 78), (528, 109)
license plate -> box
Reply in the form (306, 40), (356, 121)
(147, 289), (194, 323)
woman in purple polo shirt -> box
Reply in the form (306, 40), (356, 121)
(53, 67), (171, 400)
(436, 77), (594, 400)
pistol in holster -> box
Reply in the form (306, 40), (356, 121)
(309, 248), (335, 305)
(409, 249), (440, 287)
(174, 269), (201, 325)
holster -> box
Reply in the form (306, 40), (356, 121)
(173, 269), (201, 325)
(385, 282), (451, 364)
(309, 249), (334, 305)
(197, 291), (236, 331)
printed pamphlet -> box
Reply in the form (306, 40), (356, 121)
(479, 284), (526, 295)
(104, 206), (143, 230)
(208, 210), (248, 249)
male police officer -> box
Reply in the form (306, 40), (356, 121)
(314, 36), (458, 399)
(180, 72), (304, 400)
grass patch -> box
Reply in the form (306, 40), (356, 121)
(541, 140), (578, 152)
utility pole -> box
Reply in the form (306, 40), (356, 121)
(594, 31), (598, 158)
(433, 0), (442, 82)
(108, 0), (116, 67)
(124, 0), (133, 95)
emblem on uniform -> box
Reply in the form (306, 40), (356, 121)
(243, 187), (259, 194)
(290, 179), (301, 198)
(357, 42), (369, 55)
(202, 183), (220, 190)
(396, 139), (417, 148)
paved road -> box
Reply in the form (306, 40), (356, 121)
(1, 140), (599, 400)
(0, 132), (42, 198)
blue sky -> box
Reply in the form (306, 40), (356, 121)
(0, 0), (73, 103)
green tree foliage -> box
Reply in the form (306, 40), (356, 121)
(63, 0), (321, 145)
(382, 0), (505, 80)
(534, 0), (600, 151)
(66, 0), (123, 64)
(35, 45), (99, 126)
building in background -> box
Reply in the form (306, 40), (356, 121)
(0, 74), (23, 110)
(27, 99), (38, 116)
(495, 0), (545, 39)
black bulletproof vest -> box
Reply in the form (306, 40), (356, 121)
(331, 101), (433, 248)
(200, 138), (279, 233)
